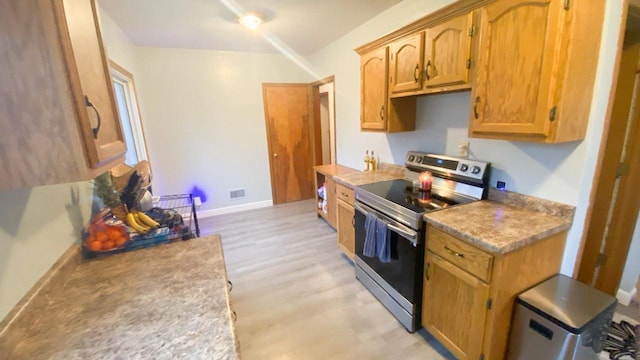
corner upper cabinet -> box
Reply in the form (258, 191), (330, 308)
(0, 0), (125, 191)
(389, 32), (424, 94)
(423, 12), (474, 92)
(469, 0), (604, 142)
(360, 47), (416, 132)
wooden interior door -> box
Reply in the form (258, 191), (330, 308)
(263, 84), (315, 205)
(577, 8), (640, 295)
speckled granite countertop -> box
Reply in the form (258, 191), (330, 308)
(333, 163), (404, 188)
(0, 235), (240, 360)
(425, 189), (575, 254)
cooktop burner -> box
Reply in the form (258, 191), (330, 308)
(357, 179), (474, 213)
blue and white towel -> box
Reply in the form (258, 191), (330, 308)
(363, 213), (391, 263)
(363, 212), (377, 257)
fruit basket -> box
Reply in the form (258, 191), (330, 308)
(83, 167), (201, 259)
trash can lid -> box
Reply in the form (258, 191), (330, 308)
(517, 274), (617, 333)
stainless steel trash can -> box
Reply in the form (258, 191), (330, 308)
(506, 274), (617, 360)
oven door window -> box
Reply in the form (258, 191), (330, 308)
(354, 209), (424, 302)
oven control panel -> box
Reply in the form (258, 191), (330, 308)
(405, 152), (490, 182)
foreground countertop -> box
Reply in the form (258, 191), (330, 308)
(425, 190), (575, 254)
(0, 235), (240, 360)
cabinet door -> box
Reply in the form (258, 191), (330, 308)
(337, 199), (355, 259)
(390, 32), (424, 94)
(422, 251), (489, 360)
(60, 0), (126, 168)
(325, 177), (337, 228)
(424, 13), (473, 90)
(470, 0), (564, 138)
(361, 47), (389, 131)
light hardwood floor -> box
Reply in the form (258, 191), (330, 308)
(199, 200), (455, 360)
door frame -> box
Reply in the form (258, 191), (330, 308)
(574, 1), (640, 296)
(311, 76), (336, 165)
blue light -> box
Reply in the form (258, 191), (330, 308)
(437, 159), (443, 164)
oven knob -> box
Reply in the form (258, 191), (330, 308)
(460, 164), (469, 172)
(415, 156), (422, 164)
(471, 166), (481, 174)
(408, 155), (415, 162)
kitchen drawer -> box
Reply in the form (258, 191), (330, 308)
(427, 226), (493, 283)
(336, 183), (355, 206)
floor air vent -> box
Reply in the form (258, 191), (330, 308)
(230, 188), (246, 199)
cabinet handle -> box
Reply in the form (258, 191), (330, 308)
(85, 95), (101, 139)
(425, 60), (432, 81)
(473, 96), (480, 119)
(231, 310), (237, 322)
(227, 280), (233, 291)
(444, 245), (465, 258)
(425, 262), (430, 281)
(414, 64), (420, 82)
(352, 215), (355, 227)
(379, 105), (385, 120)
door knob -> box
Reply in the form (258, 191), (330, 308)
(273, 153), (278, 158)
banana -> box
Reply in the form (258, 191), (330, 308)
(135, 211), (160, 228)
(133, 212), (151, 231)
(126, 212), (149, 234)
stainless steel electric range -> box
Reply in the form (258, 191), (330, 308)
(354, 151), (490, 332)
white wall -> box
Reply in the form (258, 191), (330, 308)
(132, 47), (313, 213)
(98, 5), (138, 75)
(620, 215), (640, 296)
(308, 0), (625, 275)
(0, 182), (93, 321)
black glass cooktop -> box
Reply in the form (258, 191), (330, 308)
(357, 179), (474, 214)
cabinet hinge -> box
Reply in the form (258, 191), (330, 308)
(564, 0), (570, 10)
(616, 162), (629, 178)
(469, 25), (476, 37)
(466, 58), (471, 69)
(596, 253), (607, 266)
(479, 354), (485, 360)
(549, 106), (557, 121)
(486, 298), (492, 310)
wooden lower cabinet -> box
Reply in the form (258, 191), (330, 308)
(336, 182), (356, 259)
(422, 226), (567, 359)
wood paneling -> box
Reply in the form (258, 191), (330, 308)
(263, 84), (315, 204)
(422, 251), (489, 360)
(389, 32), (424, 93)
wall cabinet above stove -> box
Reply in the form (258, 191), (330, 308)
(0, 0), (126, 191)
(355, 0), (604, 143)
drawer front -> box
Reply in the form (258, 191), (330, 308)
(336, 183), (355, 206)
(427, 226), (493, 282)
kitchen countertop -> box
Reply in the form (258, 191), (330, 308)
(313, 164), (360, 177)
(0, 235), (240, 360)
(425, 190), (574, 254)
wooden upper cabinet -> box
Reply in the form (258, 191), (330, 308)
(469, 0), (602, 142)
(361, 47), (389, 131)
(389, 32), (424, 94)
(0, 0), (125, 191)
(59, 0), (126, 168)
(423, 12), (474, 92)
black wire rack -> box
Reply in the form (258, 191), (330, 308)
(153, 194), (201, 238)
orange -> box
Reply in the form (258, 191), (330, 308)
(106, 228), (121, 241)
(102, 240), (115, 250)
(87, 241), (102, 252)
(95, 232), (108, 243)
(114, 236), (127, 247)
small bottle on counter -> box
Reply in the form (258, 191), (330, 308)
(364, 150), (370, 171)
(370, 151), (377, 171)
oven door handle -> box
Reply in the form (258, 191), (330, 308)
(354, 202), (419, 246)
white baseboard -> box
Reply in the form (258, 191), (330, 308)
(616, 287), (637, 306)
(196, 200), (273, 218)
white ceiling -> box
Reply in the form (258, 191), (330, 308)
(98, 0), (404, 55)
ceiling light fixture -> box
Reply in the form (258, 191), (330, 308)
(238, 13), (262, 30)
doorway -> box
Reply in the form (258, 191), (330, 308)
(313, 76), (336, 165)
(262, 83), (315, 204)
(109, 60), (149, 167)
(576, 3), (640, 300)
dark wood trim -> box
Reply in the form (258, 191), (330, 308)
(355, 0), (494, 55)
